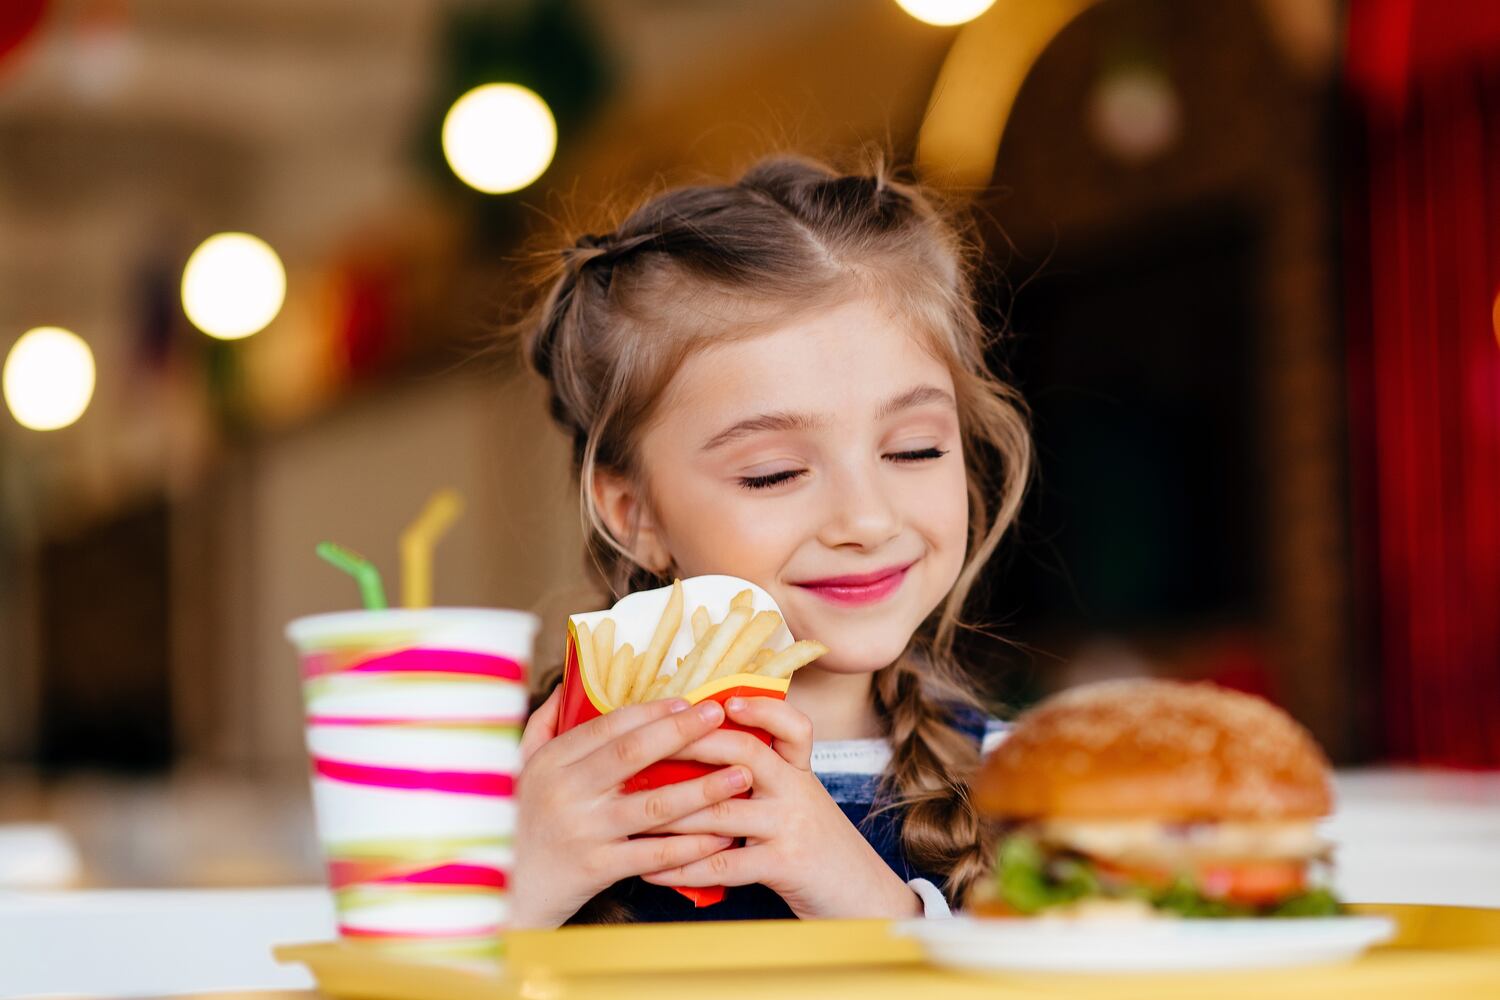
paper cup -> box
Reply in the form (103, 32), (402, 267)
(557, 576), (794, 908)
(288, 607), (539, 958)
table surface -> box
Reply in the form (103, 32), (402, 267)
(4, 768), (1498, 998)
(259, 908), (1500, 1000)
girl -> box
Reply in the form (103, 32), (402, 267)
(509, 154), (1030, 926)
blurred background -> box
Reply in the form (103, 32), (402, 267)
(0, 0), (1497, 929)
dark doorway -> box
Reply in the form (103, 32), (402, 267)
(970, 209), (1265, 705)
(37, 500), (174, 771)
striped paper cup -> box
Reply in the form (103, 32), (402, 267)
(288, 607), (538, 959)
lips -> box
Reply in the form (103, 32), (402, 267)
(791, 561), (915, 607)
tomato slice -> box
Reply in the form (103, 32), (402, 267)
(1093, 858), (1175, 890)
(1196, 860), (1307, 905)
(1093, 857), (1308, 906)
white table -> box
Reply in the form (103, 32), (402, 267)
(2, 768), (1496, 998)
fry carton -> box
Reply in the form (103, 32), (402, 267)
(556, 575), (823, 907)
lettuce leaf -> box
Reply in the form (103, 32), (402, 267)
(1148, 875), (1255, 918)
(1270, 887), (1343, 917)
(996, 833), (1097, 914)
(992, 833), (1345, 918)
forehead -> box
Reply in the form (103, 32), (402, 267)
(657, 297), (953, 429)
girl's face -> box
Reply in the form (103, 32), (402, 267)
(627, 296), (970, 674)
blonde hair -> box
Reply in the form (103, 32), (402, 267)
(520, 152), (1031, 913)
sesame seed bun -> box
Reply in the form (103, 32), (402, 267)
(975, 679), (1333, 822)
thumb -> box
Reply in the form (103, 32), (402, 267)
(519, 686), (563, 767)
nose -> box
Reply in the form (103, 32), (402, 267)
(817, 460), (902, 551)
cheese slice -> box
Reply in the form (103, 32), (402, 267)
(1034, 820), (1330, 865)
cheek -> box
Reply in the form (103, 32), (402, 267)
(652, 475), (804, 579)
(914, 457), (971, 573)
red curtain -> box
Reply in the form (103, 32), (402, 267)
(1345, 1), (1500, 768)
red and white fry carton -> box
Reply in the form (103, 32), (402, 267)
(556, 575), (796, 907)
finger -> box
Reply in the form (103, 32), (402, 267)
(519, 686), (563, 767)
(724, 696), (813, 770)
(579, 699), (728, 791)
(608, 834), (736, 883)
(614, 764), (752, 836)
(675, 727), (788, 790)
(643, 796), (770, 839)
(549, 696), (691, 765)
(640, 845), (772, 888)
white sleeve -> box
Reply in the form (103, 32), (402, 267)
(906, 877), (952, 918)
(981, 718), (1010, 757)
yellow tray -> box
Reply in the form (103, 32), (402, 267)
(274, 904), (1500, 1000)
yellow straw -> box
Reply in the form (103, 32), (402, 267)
(400, 489), (464, 608)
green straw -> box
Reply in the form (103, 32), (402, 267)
(316, 541), (388, 610)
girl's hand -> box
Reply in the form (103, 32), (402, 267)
(518, 686), (564, 767)
(509, 692), (754, 929)
(641, 697), (923, 920)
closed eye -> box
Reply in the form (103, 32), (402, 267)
(738, 448), (946, 490)
(738, 469), (806, 490)
(886, 447), (948, 463)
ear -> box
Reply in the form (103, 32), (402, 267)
(590, 467), (672, 574)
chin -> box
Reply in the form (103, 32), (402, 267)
(801, 627), (915, 674)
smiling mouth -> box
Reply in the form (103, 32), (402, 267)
(791, 561), (915, 607)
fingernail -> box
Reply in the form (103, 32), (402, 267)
(726, 697), (746, 712)
(727, 767), (749, 790)
(696, 700), (723, 722)
(668, 699), (691, 713)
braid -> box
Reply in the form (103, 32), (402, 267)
(871, 650), (994, 908)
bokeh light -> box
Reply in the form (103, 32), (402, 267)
(441, 83), (557, 194)
(1089, 66), (1182, 163)
(181, 232), (287, 340)
(3, 326), (96, 431)
(894, 0), (998, 27)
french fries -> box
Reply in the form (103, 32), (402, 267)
(604, 642), (635, 707)
(624, 579), (682, 704)
(574, 581), (827, 706)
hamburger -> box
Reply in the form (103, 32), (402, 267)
(968, 679), (1343, 919)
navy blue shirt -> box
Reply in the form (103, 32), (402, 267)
(569, 704), (1003, 923)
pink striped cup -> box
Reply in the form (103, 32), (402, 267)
(287, 607), (538, 959)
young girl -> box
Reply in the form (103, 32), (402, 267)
(508, 154), (1030, 926)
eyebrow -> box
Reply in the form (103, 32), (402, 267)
(699, 384), (956, 453)
(876, 384), (956, 420)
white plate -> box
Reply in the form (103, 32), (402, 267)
(893, 914), (1395, 974)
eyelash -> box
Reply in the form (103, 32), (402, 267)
(737, 447), (949, 490)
